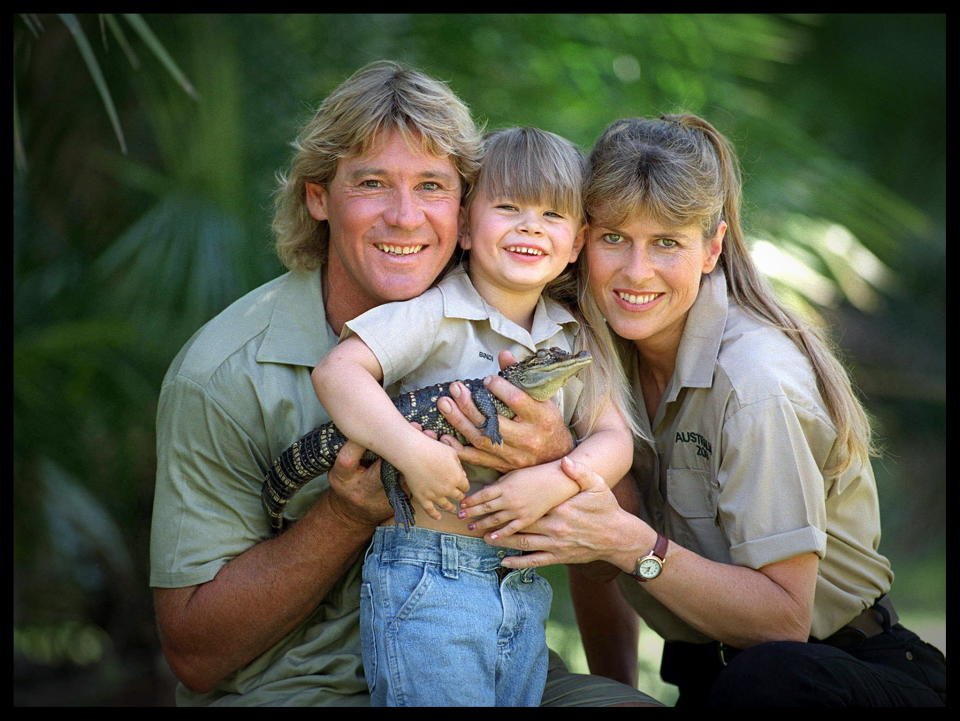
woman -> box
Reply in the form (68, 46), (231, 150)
(461, 114), (946, 706)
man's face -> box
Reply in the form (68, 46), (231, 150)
(306, 129), (461, 328)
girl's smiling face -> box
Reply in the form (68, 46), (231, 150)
(586, 212), (724, 357)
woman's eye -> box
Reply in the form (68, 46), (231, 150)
(421, 181), (441, 191)
(601, 232), (625, 245)
(655, 237), (679, 248)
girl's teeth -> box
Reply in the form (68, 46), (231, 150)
(506, 246), (544, 255)
(617, 291), (659, 305)
(376, 244), (424, 255)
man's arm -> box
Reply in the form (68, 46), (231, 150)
(154, 441), (391, 693)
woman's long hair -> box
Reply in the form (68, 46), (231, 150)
(581, 114), (875, 475)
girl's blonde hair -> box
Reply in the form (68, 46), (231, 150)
(464, 127), (642, 438)
(582, 114), (874, 475)
(272, 60), (483, 271)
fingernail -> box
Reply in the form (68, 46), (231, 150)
(457, 510), (466, 519)
(467, 523), (476, 531)
(489, 532), (498, 540)
(450, 383), (461, 397)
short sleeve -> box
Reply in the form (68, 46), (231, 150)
(150, 374), (270, 588)
(342, 291), (446, 388)
(717, 396), (830, 569)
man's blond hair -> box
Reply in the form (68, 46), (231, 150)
(273, 60), (482, 271)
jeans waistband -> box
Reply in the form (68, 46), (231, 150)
(368, 526), (525, 579)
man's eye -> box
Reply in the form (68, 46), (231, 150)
(360, 180), (383, 188)
(421, 181), (441, 191)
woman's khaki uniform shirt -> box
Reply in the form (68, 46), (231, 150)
(617, 269), (893, 643)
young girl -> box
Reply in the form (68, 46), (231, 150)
(311, 127), (639, 706)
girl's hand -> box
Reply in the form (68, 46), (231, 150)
(399, 438), (470, 521)
(458, 460), (578, 538)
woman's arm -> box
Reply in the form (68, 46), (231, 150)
(493, 457), (818, 649)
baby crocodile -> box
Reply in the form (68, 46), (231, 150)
(261, 347), (592, 533)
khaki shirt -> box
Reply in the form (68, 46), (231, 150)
(617, 269), (893, 642)
(343, 264), (582, 494)
(151, 269), (371, 706)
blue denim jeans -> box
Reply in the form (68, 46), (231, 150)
(360, 526), (553, 706)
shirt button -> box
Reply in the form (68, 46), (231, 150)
(906, 651), (914, 661)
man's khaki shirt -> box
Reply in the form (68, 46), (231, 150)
(151, 269), (371, 705)
(617, 269), (893, 643)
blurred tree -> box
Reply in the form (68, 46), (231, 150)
(13, 13), (944, 705)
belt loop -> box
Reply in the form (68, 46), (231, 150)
(440, 534), (459, 579)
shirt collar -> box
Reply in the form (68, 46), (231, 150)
(256, 268), (338, 367)
(438, 264), (580, 348)
(664, 268), (728, 401)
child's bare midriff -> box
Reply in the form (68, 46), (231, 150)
(380, 505), (491, 538)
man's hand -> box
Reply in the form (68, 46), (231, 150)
(436, 350), (575, 473)
(325, 439), (394, 528)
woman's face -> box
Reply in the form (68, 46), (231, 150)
(586, 213), (725, 356)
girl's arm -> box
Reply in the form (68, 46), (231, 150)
(312, 336), (469, 520)
(458, 399), (632, 536)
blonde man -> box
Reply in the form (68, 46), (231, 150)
(150, 61), (659, 707)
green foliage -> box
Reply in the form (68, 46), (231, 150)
(13, 13), (944, 705)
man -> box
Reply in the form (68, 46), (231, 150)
(150, 60), (659, 706)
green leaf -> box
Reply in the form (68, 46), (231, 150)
(123, 13), (199, 100)
(57, 13), (127, 154)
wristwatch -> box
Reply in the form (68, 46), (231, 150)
(632, 533), (669, 582)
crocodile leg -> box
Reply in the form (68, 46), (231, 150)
(471, 386), (503, 445)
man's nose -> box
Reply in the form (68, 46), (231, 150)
(384, 188), (425, 229)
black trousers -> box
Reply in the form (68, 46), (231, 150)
(662, 624), (946, 707)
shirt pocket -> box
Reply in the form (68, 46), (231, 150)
(664, 468), (728, 561)
(665, 468), (718, 518)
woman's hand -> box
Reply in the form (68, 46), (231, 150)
(488, 456), (653, 570)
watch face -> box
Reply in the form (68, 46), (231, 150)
(637, 558), (662, 579)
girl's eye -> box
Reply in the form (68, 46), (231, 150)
(544, 210), (564, 219)
(496, 204), (518, 211)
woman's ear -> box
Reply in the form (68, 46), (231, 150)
(702, 220), (726, 273)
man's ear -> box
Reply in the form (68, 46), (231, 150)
(304, 182), (328, 221)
